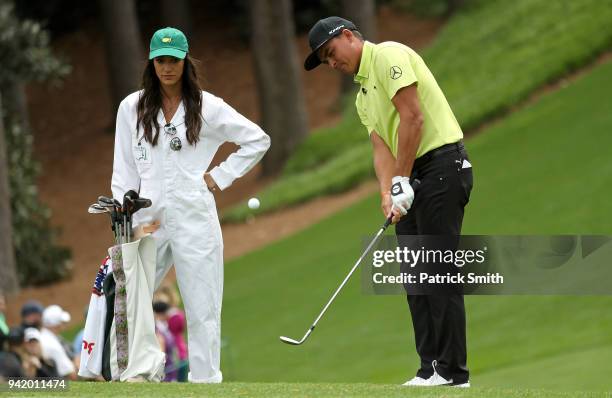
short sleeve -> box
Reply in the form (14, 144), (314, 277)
(374, 47), (418, 100)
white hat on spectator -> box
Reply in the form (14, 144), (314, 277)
(42, 305), (71, 327)
(24, 327), (42, 342)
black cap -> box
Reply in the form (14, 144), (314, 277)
(21, 300), (44, 317)
(152, 301), (170, 314)
(8, 326), (25, 345)
(304, 16), (356, 71)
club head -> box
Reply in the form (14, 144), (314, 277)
(108, 199), (122, 216)
(279, 336), (303, 346)
(124, 190), (139, 200)
(123, 196), (134, 213)
(98, 196), (114, 206)
(132, 198), (152, 211)
(88, 204), (108, 214)
(122, 190), (139, 212)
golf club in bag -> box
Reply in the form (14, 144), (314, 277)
(280, 179), (421, 346)
(82, 192), (162, 382)
(97, 196), (122, 245)
(96, 192), (151, 245)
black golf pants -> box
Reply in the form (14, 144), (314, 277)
(395, 143), (473, 384)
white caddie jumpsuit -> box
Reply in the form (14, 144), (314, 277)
(111, 90), (270, 383)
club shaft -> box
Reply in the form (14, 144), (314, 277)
(285, 180), (419, 345)
(308, 219), (391, 331)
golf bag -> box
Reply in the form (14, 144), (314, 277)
(79, 235), (165, 381)
(77, 256), (110, 378)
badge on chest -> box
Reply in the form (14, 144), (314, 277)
(134, 144), (152, 164)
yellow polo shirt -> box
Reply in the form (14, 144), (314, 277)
(354, 41), (462, 158)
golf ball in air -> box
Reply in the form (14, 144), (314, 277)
(248, 197), (260, 210)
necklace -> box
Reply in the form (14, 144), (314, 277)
(162, 96), (181, 123)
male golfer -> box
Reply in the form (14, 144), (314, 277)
(304, 17), (473, 387)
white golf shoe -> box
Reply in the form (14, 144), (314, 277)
(453, 381), (471, 388)
(402, 376), (429, 386)
(426, 360), (453, 386)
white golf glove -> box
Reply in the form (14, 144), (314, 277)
(390, 176), (414, 216)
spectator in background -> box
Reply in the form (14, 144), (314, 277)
(156, 284), (188, 381)
(39, 305), (76, 379)
(153, 300), (178, 382)
(21, 300), (44, 329)
(0, 327), (26, 379)
(167, 308), (188, 382)
(23, 328), (58, 377)
(71, 307), (88, 370)
(0, 293), (8, 349)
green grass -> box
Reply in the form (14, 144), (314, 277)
(222, 0), (612, 221)
(424, 0), (612, 131)
(462, 64), (612, 235)
(216, 61), (612, 390)
(47, 62), (612, 396)
(222, 142), (374, 222)
(10, 382), (612, 397)
(280, 101), (364, 177)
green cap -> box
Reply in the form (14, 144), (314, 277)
(149, 27), (188, 60)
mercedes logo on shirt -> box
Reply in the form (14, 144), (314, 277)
(390, 66), (402, 80)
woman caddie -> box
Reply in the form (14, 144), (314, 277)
(111, 27), (270, 383)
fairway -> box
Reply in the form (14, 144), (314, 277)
(7, 381), (612, 398)
(5, 1), (612, 397)
(218, 61), (612, 390)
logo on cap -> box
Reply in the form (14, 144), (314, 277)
(328, 25), (345, 35)
(162, 37), (172, 43)
(390, 66), (402, 80)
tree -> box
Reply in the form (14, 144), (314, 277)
(160, 0), (193, 40)
(340, 0), (377, 97)
(0, 92), (18, 294)
(98, 0), (144, 114)
(0, 2), (71, 287)
(249, 0), (308, 175)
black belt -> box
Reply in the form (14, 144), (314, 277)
(413, 140), (465, 171)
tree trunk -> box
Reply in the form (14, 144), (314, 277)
(0, 92), (19, 294)
(2, 80), (30, 132)
(249, 0), (308, 175)
(340, 0), (377, 96)
(99, 0), (144, 114)
(160, 0), (193, 40)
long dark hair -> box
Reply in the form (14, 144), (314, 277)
(136, 55), (203, 146)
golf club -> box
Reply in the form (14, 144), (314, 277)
(123, 190), (139, 244)
(98, 196), (117, 239)
(280, 179), (421, 346)
(88, 203), (109, 214)
(132, 197), (152, 212)
(88, 202), (119, 244)
(121, 194), (152, 244)
(127, 197), (152, 242)
(99, 196), (123, 245)
(114, 199), (123, 244)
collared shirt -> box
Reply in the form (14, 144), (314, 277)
(354, 41), (462, 158)
(40, 328), (75, 377)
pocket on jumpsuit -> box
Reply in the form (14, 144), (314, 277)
(198, 188), (223, 250)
